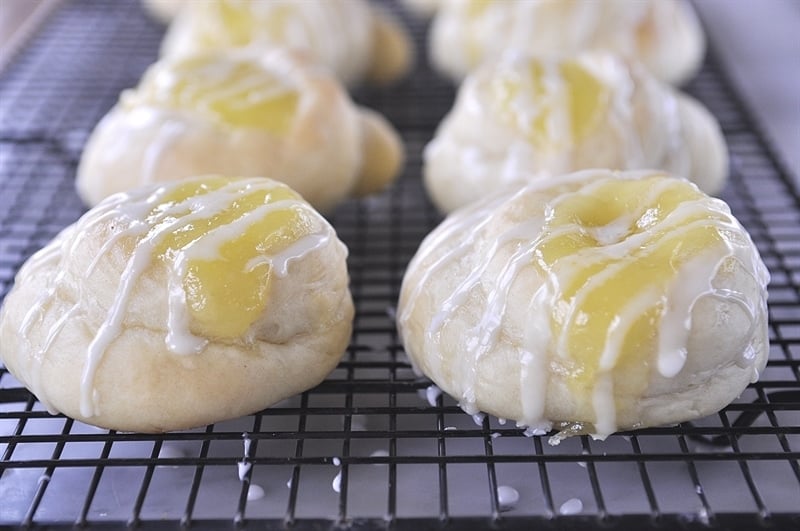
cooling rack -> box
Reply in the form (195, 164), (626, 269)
(1, 1), (799, 529)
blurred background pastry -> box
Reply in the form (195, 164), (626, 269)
(160, 0), (414, 87)
(430, 0), (705, 86)
(424, 51), (727, 213)
(77, 49), (405, 212)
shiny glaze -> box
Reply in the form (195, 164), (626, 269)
(399, 170), (769, 438)
(16, 176), (337, 418)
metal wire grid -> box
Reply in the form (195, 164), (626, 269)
(0, 0), (799, 529)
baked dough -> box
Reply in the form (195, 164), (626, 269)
(398, 169), (769, 441)
(76, 49), (404, 212)
(424, 51), (727, 213)
(0, 176), (354, 432)
(430, 0), (704, 86)
(161, 0), (413, 87)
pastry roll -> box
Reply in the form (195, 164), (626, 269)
(0, 176), (354, 432)
(430, 0), (705, 86)
(76, 49), (404, 212)
(398, 169), (769, 441)
(424, 51), (727, 213)
(161, 0), (413, 87)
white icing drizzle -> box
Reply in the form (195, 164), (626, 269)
(132, 52), (300, 127)
(496, 485), (520, 510)
(247, 484), (265, 501)
(597, 286), (659, 371)
(399, 189), (512, 331)
(399, 171), (769, 439)
(591, 373), (616, 439)
(656, 251), (724, 378)
(245, 231), (330, 277)
(559, 498), (583, 515)
(243, 432), (252, 456)
(398, 190), (515, 379)
(16, 177), (336, 418)
(331, 470), (342, 493)
(237, 461), (251, 482)
(425, 385), (441, 407)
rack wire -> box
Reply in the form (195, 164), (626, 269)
(1, 1), (799, 529)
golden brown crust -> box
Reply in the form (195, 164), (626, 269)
(365, 10), (415, 86)
(353, 108), (405, 197)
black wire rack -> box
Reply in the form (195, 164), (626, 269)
(1, 1), (799, 529)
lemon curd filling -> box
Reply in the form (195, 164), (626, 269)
(148, 177), (313, 339)
(134, 55), (300, 134)
(401, 170), (762, 437)
(489, 58), (609, 148)
(533, 177), (729, 403)
(22, 175), (327, 418)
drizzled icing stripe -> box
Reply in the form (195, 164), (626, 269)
(16, 177), (337, 418)
(399, 170), (769, 438)
(398, 187), (527, 378)
(137, 55), (300, 111)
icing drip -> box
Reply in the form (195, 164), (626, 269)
(398, 189), (516, 377)
(247, 484), (265, 501)
(332, 470), (342, 493)
(425, 385), (441, 407)
(17, 176), (336, 418)
(496, 485), (520, 510)
(559, 498), (583, 515)
(400, 171), (769, 438)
